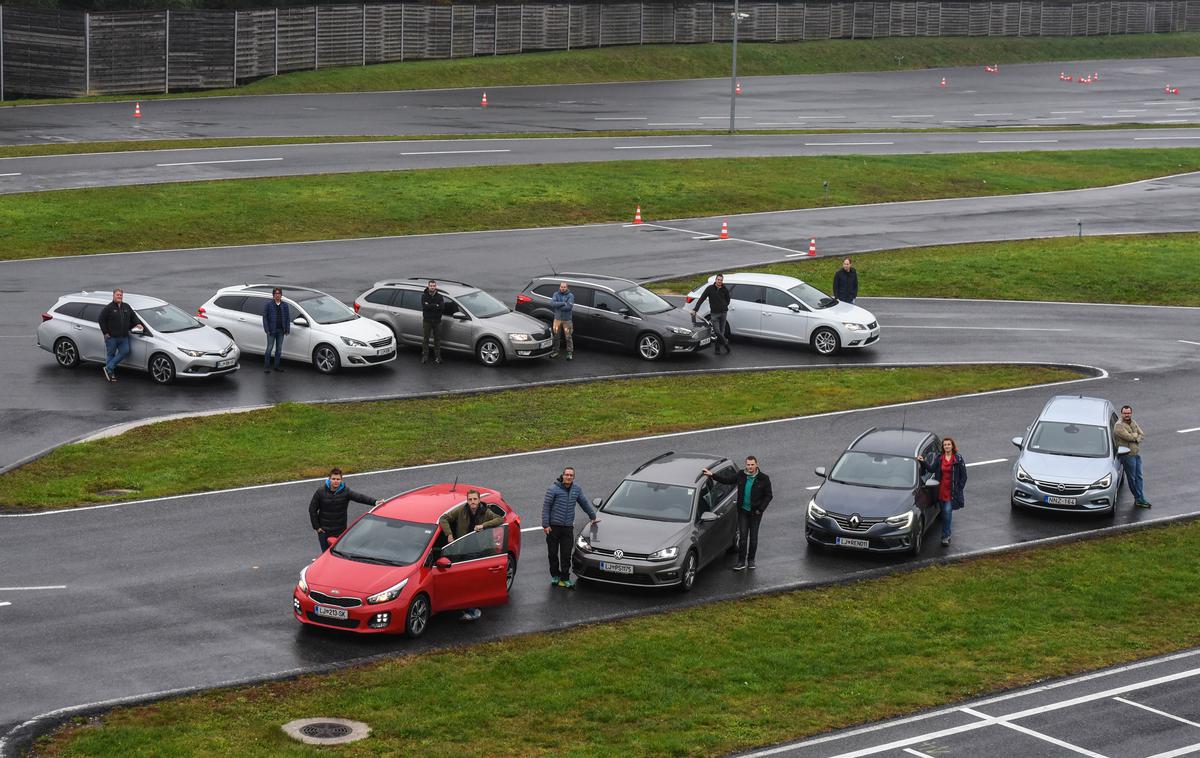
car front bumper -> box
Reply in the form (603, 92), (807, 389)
(667, 331), (713, 354)
(841, 327), (881, 349)
(509, 337), (555, 359)
(342, 345), (397, 367)
(806, 516), (917, 553)
(1011, 479), (1118, 513)
(572, 550), (686, 587)
(293, 588), (402, 634)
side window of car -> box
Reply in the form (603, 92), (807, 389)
(54, 301), (86, 319)
(399, 290), (423, 311)
(764, 288), (797, 308)
(79, 303), (105, 322)
(364, 288), (398, 306)
(240, 296), (268, 315)
(922, 441), (938, 478)
(442, 298), (462, 317)
(728, 285), (765, 304)
(697, 483), (716, 518)
(569, 287), (594, 308)
(593, 291), (623, 312)
(442, 524), (508, 563)
(533, 284), (558, 298)
(213, 295), (246, 312)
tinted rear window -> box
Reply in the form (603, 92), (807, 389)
(240, 296), (269, 315)
(80, 303), (105, 322)
(54, 301), (87, 319)
(399, 290), (423, 311)
(533, 284), (558, 298)
(727, 284), (764, 304)
(364, 288), (398, 306)
(213, 295), (245, 311)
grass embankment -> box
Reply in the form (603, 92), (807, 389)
(5, 148), (1200, 260)
(5, 34), (1199, 106)
(654, 233), (1200, 307)
(41, 518), (1200, 757)
(0, 365), (1076, 510)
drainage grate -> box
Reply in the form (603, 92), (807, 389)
(282, 717), (370, 746)
(299, 722), (353, 739)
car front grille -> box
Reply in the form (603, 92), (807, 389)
(369, 336), (393, 348)
(1033, 480), (1089, 496)
(827, 511), (885, 532)
(309, 591), (362, 608)
(590, 547), (651, 560)
(305, 611), (361, 629)
(361, 352), (394, 364)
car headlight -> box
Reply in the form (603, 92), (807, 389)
(1016, 465), (1035, 484)
(575, 535), (592, 552)
(842, 322), (867, 331)
(178, 348), (205, 357)
(297, 566), (310, 596)
(508, 333), (533, 342)
(341, 337), (369, 348)
(807, 499), (826, 520)
(367, 578), (409, 605)
(647, 546), (679, 561)
(668, 327), (693, 335)
(885, 511), (914, 529)
(1090, 473), (1112, 490)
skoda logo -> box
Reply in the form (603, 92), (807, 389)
(614, 550), (624, 560)
(849, 514), (861, 528)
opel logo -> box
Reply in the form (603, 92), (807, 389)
(614, 550), (624, 560)
(849, 514), (861, 528)
(1057, 483), (1066, 493)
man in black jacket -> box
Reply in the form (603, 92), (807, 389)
(702, 456), (773, 570)
(420, 280), (445, 365)
(691, 273), (732, 354)
(833, 258), (858, 304)
(97, 288), (142, 382)
(308, 467), (382, 552)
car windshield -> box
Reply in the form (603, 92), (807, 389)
(602, 480), (694, 522)
(1027, 421), (1110, 458)
(789, 282), (839, 310)
(331, 514), (435, 566)
(458, 289), (509, 318)
(136, 304), (203, 333)
(294, 293), (357, 325)
(829, 451), (917, 489)
(617, 286), (674, 315)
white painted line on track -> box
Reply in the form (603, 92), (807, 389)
(1051, 111), (1084, 114)
(903, 749), (936, 758)
(0, 172), (21, 177)
(1135, 136), (1200, 141)
(612, 144), (712, 150)
(1119, 109), (1147, 113)
(942, 120), (978, 124)
(891, 114), (934, 118)
(974, 112), (1013, 116)
(1101, 115), (1132, 119)
(520, 526), (543, 533)
(755, 122), (806, 126)
(977, 139), (1059, 144)
(593, 117), (647, 121)
(1028, 117), (1068, 120)
(155, 157), (283, 167)
(1113, 696), (1200, 728)
(647, 122), (703, 126)
(0, 585), (66, 591)
(0, 335), (32, 339)
(1145, 742), (1200, 758)
(0, 602), (10, 608)
(697, 116), (750, 119)
(1177, 427), (1200, 434)
(795, 116), (844, 119)
(399, 149), (510, 156)
(1154, 120), (1191, 124)
(960, 708), (1110, 758)
(803, 141), (894, 146)
(966, 458), (1007, 467)
(884, 325), (1069, 332)
(1179, 340), (1200, 346)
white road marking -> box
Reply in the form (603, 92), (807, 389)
(961, 708), (1110, 758)
(803, 141), (894, 147)
(1119, 109), (1148, 113)
(1102, 115), (1132, 119)
(0, 602), (11, 608)
(891, 114), (935, 118)
(966, 458), (1007, 467)
(1154, 120), (1191, 124)
(612, 144), (712, 150)
(593, 117), (647, 121)
(697, 116), (750, 120)
(0, 585), (67, 591)
(977, 139), (1059, 144)
(884, 325), (1069, 332)
(903, 749), (936, 758)
(1113, 696), (1200, 728)
(647, 122), (704, 126)
(805, 485), (819, 491)
(974, 112), (1013, 116)
(399, 149), (510, 156)
(942, 120), (979, 124)
(795, 116), (845, 119)
(1028, 117), (1068, 120)
(1177, 427), (1200, 434)
(520, 526), (543, 533)
(155, 157), (283, 167)
(1051, 111), (1085, 114)
(1135, 136), (1200, 141)
(0, 172), (21, 177)
(1179, 340), (1200, 346)
(0, 335), (33, 339)
(755, 122), (807, 126)
(1145, 743), (1200, 758)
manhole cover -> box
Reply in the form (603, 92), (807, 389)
(282, 717), (370, 745)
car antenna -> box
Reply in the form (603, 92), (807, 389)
(450, 476), (459, 493)
(901, 407), (907, 433)
(546, 257), (558, 276)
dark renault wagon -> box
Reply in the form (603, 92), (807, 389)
(516, 273), (712, 361)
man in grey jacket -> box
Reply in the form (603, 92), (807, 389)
(1114, 405), (1150, 508)
(541, 467), (600, 588)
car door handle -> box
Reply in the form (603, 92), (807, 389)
(488, 566), (503, 573)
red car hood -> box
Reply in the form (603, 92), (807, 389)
(307, 552), (417, 596)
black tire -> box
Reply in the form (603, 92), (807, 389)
(312, 343), (340, 374)
(476, 336), (505, 367)
(637, 332), (664, 361)
(810, 327), (841, 356)
(908, 515), (925, 557)
(53, 337), (80, 369)
(404, 593), (431, 638)
(505, 553), (517, 592)
(148, 353), (177, 385)
(678, 551), (698, 593)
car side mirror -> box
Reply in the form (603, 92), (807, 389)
(452, 312), (469, 321)
(814, 467), (827, 478)
(618, 308), (631, 317)
(130, 324), (145, 335)
(699, 511), (719, 523)
(325, 536), (339, 547)
(1117, 445), (1131, 456)
(592, 498), (603, 509)
(292, 317), (309, 328)
(1011, 436), (1023, 448)
(434, 557), (452, 569)
(787, 303), (801, 313)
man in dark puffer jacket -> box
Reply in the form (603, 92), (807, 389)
(309, 467), (381, 552)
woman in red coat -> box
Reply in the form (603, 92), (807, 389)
(922, 437), (967, 547)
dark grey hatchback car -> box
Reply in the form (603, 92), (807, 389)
(516, 273), (712, 361)
(572, 452), (738, 591)
(806, 428), (943, 556)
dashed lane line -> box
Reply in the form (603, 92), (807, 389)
(1135, 136), (1200, 141)
(803, 141), (894, 146)
(1178, 427), (1200, 434)
(155, 158), (283, 167)
(0, 602), (11, 608)
(592, 117), (647, 121)
(0, 586), (67, 591)
(0, 173), (21, 177)
(399, 149), (510, 156)
(884, 325), (1069, 332)
(612, 144), (712, 150)
(977, 139), (1059, 144)
(1179, 340), (1200, 346)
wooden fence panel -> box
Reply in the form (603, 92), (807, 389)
(1, 7), (85, 97)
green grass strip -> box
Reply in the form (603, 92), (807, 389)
(653, 233), (1200, 307)
(0, 365), (1076, 510)
(40, 517), (1200, 757)
(4, 149), (1200, 260)
(5, 34), (1199, 105)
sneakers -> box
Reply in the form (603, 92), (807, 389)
(556, 578), (575, 589)
(732, 563), (747, 572)
(459, 609), (482, 621)
(549, 576), (561, 585)
(566, 352), (573, 361)
(1135, 500), (1152, 509)
(102, 366), (114, 382)
(549, 351), (559, 359)
(274, 366), (285, 372)
(421, 354), (428, 364)
(941, 536), (952, 546)
(434, 354), (442, 364)
(747, 562), (756, 570)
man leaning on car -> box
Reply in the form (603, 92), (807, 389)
(438, 489), (505, 621)
(98, 288), (142, 382)
(702, 456), (773, 571)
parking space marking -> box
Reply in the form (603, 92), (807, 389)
(961, 708), (1110, 758)
(0, 602), (11, 608)
(902, 749), (936, 758)
(0, 172), (21, 177)
(1178, 340), (1200, 346)
(612, 144), (712, 150)
(1146, 742), (1200, 758)
(966, 458), (1007, 467)
(155, 158), (283, 167)
(399, 149), (510, 156)
(1113, 696), (1200, 728)
(0, 585), (67, 591)
(805, 485), (819, 491)
(1178, 427), (1200, 434)
(593, 117), (647, 121)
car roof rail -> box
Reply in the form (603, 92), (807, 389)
(631, 451), (675, 475)
(848, 427), (878, 448)
(557, 271), (635, 284)
(403, 277), (472, 288)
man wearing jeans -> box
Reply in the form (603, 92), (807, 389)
(691, 273), (731, 354)
(1114, 404), (1150, 508)
(550, 282), (575, 360)
(703, 456), (773, 570)
(97, 288), (141, 382)
(541, 467), (599, 588)
(261, 288), (291, 373)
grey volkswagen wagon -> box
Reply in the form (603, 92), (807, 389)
(571, 452), (737, 592)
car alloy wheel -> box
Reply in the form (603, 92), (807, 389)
(678, 551), (698, 593)
(505, 553), (517, 592)
(405, 594), (431, 638)
(149, 353), (176, 385)
(53, 338), (79, 369)
(313, 344), (340, 374)
(476, 337), (504, 366)
(637, 333), (664, 361)
(811, 327), (840, 356)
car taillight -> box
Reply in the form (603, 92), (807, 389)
(684, 296), (694, 304)
(41, 312), (53, 322)
(516, 294), (532, 305)
(196, 307), (207, 319)
(353, 302), (360, 313)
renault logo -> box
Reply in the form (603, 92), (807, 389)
(614, 550), (624, 560)
(849, 514), (861, 528)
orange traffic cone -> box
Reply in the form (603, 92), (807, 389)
(633, 205), (643, 225)
(735, 81), (742, 95)
(807, 238), (816, 257)
(481, 91), (488, 108)
(133, 102), (141, 119)
(719, 220), (729, 240)
(939, 77), (946, 88)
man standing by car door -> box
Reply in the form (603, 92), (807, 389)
(550, 281), (575, 360)
(309, 467), (383, 553)
(421, 280), (444, 365)
(833, 258), (858, 304)
(1114, 404), (1150, 508)
(702, 456), (772, 571)
(438, 489), (505, 621)
(261, 287), (291, 373)
(98, 288), (141, 382)
(542, 467), (599, 588)
(691, 273), (732, 354)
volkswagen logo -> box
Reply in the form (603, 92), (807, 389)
(613, 550), (624, 560)
(849, 514), (861, 528)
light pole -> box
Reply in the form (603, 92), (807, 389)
(729, 2), (749, 134)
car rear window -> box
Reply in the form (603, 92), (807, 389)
(213, 295), (246, 312)
(364, 288), (398, 306)
(239, 296), (268, 315)
(532, 284), (558, 298)
(398, 289), (423, 311)
(53, 301), (87, 319)
(80, 303), (105, 322)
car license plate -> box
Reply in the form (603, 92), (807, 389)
(599, 561), (634, 574)
(376, 348), (392, 356)
(314, 605), (348, 620)
(217, 359), (235, 369)
(835, 537), (870, 549)
(700, 337), (711, 346)
(538, 340), (552, 349)
(1046, 495), (1077, 506)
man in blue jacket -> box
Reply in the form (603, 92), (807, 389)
(542, 467), (600, 588)
(261, 288), (291, 373)
(550, 281), (575, 361)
